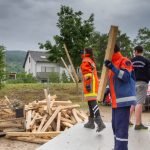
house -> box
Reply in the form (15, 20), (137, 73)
(23, 50), (67, 82)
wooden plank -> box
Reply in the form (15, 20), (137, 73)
(56, 112), (61, 131)
(44, 89), (52, 115)
(64, 44), (79, 82)
(61, 57), (76, 83)
(6, 131), (60, 138)
(97, 25), (118, 101)
(60, 117), (75, 125)
(52, 104), (80, 111)
(25, 110), (32, 130)
(41, 106), (61, 132)
(62, 122), (73, 128)
(72, 109), (82, 123)
(6, 136), (49, 144)
(37, 114), (48, 132)
(75, 109), (87, 120)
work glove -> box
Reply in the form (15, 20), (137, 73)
(86, 85), (91, 92)
(104, 60), (114, 69)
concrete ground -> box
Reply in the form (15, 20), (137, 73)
(37, 123), (150, 150)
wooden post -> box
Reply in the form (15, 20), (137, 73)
(56, 112), (61, 131)
(97, 25), (118, 102)
(44, 89), (52, 115)
(61, 57), (76, 83)
(63, 44), (79, 82)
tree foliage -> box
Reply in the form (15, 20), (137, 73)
(133, 27), (150, 57)
(0, 45), (5, 89)
(39, 5), (94, 68)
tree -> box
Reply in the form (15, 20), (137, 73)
(39, 5), (94, 68)
(0, 45), (5, 89)
(87, 30), (132, 75)
(133, 27), (150, 58)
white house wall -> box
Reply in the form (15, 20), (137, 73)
(24, 53), (36, 76)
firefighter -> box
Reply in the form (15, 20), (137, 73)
(104, 44), (136, 150)
(80, 48), (105, 132)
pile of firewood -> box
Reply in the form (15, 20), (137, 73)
(5, 89), (87, 144)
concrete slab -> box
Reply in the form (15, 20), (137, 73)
(37, 123), (150, 150)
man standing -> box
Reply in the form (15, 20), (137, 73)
(104, 44), (136, 150)
(80, 48), (105, 132)
(130, 46), (150, 130)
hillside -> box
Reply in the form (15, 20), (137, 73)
(5, 50), (27, 73)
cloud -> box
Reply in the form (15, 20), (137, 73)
(0, 0), (149, 50)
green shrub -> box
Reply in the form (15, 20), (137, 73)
(49, 72), (60, 83)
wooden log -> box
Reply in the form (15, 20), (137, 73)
(51, 104), (80, 111)
(37, 114), (48, 132)
(61, 57), (76, 83)
(62, 122), (73, 128)
(6, 136), (49, 144)
(60, 117), (75, 125)
(6, 131), (60, 138)
(70, 116), (77, 124)
(64, 44), (79, 82)
(44, 89), (52, 115)
(41, 106), (61, 132)
(56, 112), (61, 131)
(25, 110), (32, 130)
(30, 113), (38, 129)
(97, 25), (118, 101)
(61, 110), (70, 119)
(72, 109), (82, 123)
(75, 109), (87, 121)
(0, 123), (23, 128)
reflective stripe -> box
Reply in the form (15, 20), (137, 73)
(84, 73), (92, 77)
(93, 107), (99, 114)
(116, 96), (136, 103)
(93, 105), (98, 110)
(132, 61), (145, 66)
(118, 70), (124, 79)
(85, 93), (97, 97)
(116, 137), (128, 142)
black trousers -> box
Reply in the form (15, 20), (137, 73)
(88, 100), (100, 118)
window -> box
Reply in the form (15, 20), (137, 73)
(41, 67), (46, 72)
(29, 57), (30, 63)
(41, 66), (56, 72)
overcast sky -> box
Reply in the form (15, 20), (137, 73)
(0, 0), (150, 51)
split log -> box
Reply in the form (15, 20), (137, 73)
(37, 114), (48, 132)
(6, 136), (49, 144)
(60, 117), (75, 125)
(62, 122), (73, 128)
(41, 106), (62, 132)
(56, 112), (61, 131)
(72, 109), (82, 123)
(6, 131), (60, 139)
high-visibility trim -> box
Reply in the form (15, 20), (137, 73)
(116, 96), (136, 103)
(92, 74), (96, 93)
(84, 73), (92, 77)
(93, 105), (98, 110)
(132, 61), (145, 66)
(93, 107), (99, 114)
(85, 93), (97, 97)
(118, 70), (124, 79)
(116, 137), (128, 142)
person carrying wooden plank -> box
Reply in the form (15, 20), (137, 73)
(104, 44), (136, 150)
(80, 48), (106, 132)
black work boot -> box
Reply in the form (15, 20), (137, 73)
(84, 117), (95, 129)
(95, 116), (106, 132)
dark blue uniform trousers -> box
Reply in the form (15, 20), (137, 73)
(112, 106), (130, 150)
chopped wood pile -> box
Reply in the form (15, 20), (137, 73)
(1, 89), (87, 144)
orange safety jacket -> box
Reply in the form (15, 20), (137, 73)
(109, 52), (136, 108)
(80, 55), (99, 101)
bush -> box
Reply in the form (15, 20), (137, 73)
(61, 71), (70, 83)
(6, 72), (37, 83)
(49, 72), (60, 83)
